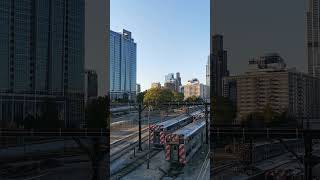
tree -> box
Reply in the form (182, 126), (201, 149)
(137, 90), (147, 104)
(86, 97), (108, 128)
(39, 98), (63, 128)
(212, 96), (236, 125)
(74, 96), (109, 180)
(143, 88), (174, 107)
(184, 95), (203, 103)
(242, 112), (265, 128)
(173, 92), (184, 102)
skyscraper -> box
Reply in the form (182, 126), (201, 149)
(165, 73), (175, 82)
(176, 72), (182, 86)
(0, 0), (85, 128)
(110, 29), (137, 101)
(307, 0), (320, 78)
(210, 34), (229, 97)
(206, 56), (211, 86)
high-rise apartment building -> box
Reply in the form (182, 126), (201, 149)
(184, 79), (208, 101)
(0, 0), (85, 128)
(110, 29), (137, 101)
(223, 53), (320, 122)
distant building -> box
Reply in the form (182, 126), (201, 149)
(164, 72), (181, 92)
(85, 70), (98, 104)
(110, 29), (137, 101)
(151, 82), (161, 89)
(165, 73), (175, 82)
(176, 72), (182, 86)
(223, 53), (320, 122)
(183, 79), (208, 100)
(210, 34), (229, 97)
(136, 84), (141, 94)
(164, 82), (176, 92)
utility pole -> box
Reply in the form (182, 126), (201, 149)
(138, 104), (142, 151)
(147, 106), (150, 169)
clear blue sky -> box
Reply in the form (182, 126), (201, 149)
(111, 0), (210, 91)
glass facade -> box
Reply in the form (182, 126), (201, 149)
(110, 29), (137, 100)
(0, 0), (85, 128)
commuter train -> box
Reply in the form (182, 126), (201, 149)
(238, 139), (303, 163)
(165, 119), (206, 165)
(149, 110), (203, 147)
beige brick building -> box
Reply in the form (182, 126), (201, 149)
(183, 79), (208, 101)
(223, 53), (320, 122)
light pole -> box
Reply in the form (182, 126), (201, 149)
(147, 106), (151, 169)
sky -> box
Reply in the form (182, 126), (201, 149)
(213, 0), (307, 75)
(111, 0), (210, 91)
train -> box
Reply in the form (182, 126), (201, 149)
(165, 119), (206, 165)
(149, 109), (203, 147)
(237, 139), (303, 163)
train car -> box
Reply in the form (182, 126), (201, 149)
(149, 110), (203, 147)
(165, 120), (206, 165)
(239, 139), (303, 163)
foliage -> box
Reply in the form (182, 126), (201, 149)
(242, 105), (297, 128)
(86, 96), (109, 129)
(143, 88), (174, 106)
(212, 96), (237, 125)
(184, 95), (203, 103)
(22, 98), (63, 129)
(173, 92), (184, 102)
(74, 95), (110, 180)
(136, 90), (147, 104)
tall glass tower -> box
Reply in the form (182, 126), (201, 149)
(110, 29), (137, 101)
(0, 0), (85, 128)
(307, 0), (320, 78)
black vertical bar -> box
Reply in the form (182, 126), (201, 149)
(138, 104), (142, 151)
(205, 103), (209, 144)
(304, 132), (312, 180)
(250, 138), (253, 165)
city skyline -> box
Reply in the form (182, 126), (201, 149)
(111, 0), (210, 91)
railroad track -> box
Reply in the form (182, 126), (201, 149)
(111, 149), (161, 180)
(110, 134), (149, 162)
(211, 162), (236, 175)
(110, 126), (149, 149)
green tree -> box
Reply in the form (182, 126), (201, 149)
(74, 96), (109, 180)
(173, 92), (184, 102)
(212, 96), (236, 125)
(184, 95), (203, 103)
(39, 98), (63, 128)
(143, 88), (174, 106)
(242, 112), (265, 128)
(86, 97), (108, 128)
(137, 90), (147, 104)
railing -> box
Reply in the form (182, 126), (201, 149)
(0, 128), (109, 137)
